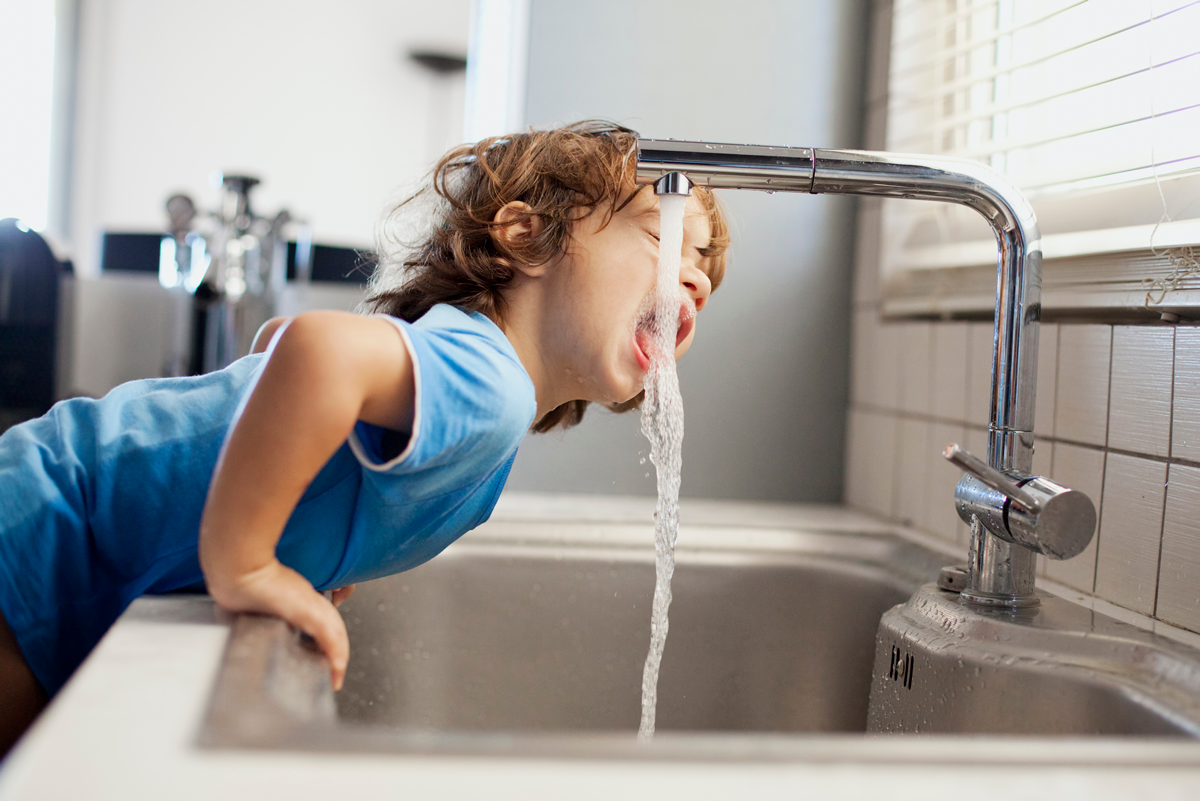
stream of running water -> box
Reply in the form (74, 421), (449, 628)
(636, 192), (688, 741)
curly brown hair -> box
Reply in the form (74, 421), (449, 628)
(361, 120), (730, 432)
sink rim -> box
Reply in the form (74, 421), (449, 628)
(198, 612), (1200, 767)
(196, 520), (1200, 765)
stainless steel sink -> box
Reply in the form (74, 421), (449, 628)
(870, 585), (1200, 736)
(334, 524), (937, 734)
(198, 509), (1200, 762)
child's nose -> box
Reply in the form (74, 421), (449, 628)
(680, 265), (711, 312)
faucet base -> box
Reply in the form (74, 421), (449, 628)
(959, 589), (1040, 609)
(962, 517), (1041, 608)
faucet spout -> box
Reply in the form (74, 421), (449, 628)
(653, 171), (693, 196)
(637, 138), (1055, 607)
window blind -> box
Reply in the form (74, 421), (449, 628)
(882, 0), (1200, 278)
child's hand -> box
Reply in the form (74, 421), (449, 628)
(199, 312), (415, 693)
(209, 559), (350, 691)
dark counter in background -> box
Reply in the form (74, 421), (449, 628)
(98, 232), (373, 284)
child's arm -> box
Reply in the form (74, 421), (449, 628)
(199, 311), (415, 691)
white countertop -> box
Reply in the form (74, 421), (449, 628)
(2, 497), (1199, 800)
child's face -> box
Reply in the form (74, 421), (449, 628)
(544, 187), (713, 405)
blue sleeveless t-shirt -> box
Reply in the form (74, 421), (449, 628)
(0, 305), (536, 694)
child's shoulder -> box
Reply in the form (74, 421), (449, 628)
(400, 305), (528, 386)
(408, 303), (503, 345)
(390, 304), (535, 434)
(350, 305), (533, 475)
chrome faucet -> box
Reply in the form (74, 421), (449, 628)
(161, 175), (312, 375)
(635, 140), (1097, 608)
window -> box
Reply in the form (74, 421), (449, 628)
(0, 0), (58, 232)
(882, 0), (1200, 316)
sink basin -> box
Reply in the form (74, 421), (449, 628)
(335, 524), (936, 734)
(198, 506), (1200, 761)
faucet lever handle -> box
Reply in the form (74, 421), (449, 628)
(943, 443), (1040, 512)
(947, 442), (1097, 561)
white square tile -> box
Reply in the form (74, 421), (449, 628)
(1031, 436), (1053, 478)
(964, 426), (991, 464)
(966, 322), (994, 429)
(926, 422), (968, 543)
(844, 409), (897, 518)
(852, 199), (882, 307)
(1043, 443), (1105, 593)
(894, 418), (931, 528)
(1055, 325), (1111, 447)
(1034, 323), (1058, 438)
(849, 309), (873, 407)
(1094, 453), (1167, 615)
(873, 320), (902, 411)
(844, 409), (868, 509)
(1157, 463), (1200, 632)
(1172, 328), (1200, 461)
(932, 323), (968, 423)
(1108, 327), (1174, 458)
(899, 323), (933, 416)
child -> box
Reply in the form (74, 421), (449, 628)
(0, 121), (729, 753)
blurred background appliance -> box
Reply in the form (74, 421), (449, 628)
(408, 47), (468, 163)
(0, 218), (71, 429)
(157, 174), (312, 375)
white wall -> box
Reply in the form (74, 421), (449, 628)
(505, 0), (869, 502)
(69, 0), (469, 275)
(63, 0), (468, 395)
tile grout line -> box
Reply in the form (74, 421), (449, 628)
(1042, 324), (1062, 578)
(856, 415), (1200, 483)
(847, 402), (1200, 467)
(1093, 325), (1115, 595)
(888, 310), (904, 526)
(1050, 323), (1061, 460)
(1153, 328), (1177, 618)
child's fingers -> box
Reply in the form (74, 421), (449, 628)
(331, 585), (356, 607)
(207, 560), (351, 691)
(288, 592), (350, 691)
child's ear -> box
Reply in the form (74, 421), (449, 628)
(493, 201), (548, 277)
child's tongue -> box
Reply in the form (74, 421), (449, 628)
(636, 327), (655, 361)
(635, 314), (668, 364)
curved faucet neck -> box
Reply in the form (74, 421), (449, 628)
(637, 140), (1043, 606)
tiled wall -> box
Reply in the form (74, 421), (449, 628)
(844, 255), (1200, 634)
(844, 0), (1200, 637)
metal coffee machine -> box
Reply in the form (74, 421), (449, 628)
(159, 174), (311, 375)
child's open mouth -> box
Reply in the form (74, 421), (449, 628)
(634, 300), (697, 371)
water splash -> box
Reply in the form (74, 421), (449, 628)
(637, 192), (688, 741)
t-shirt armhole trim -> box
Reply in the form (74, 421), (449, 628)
(347, 315), (423, 472)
